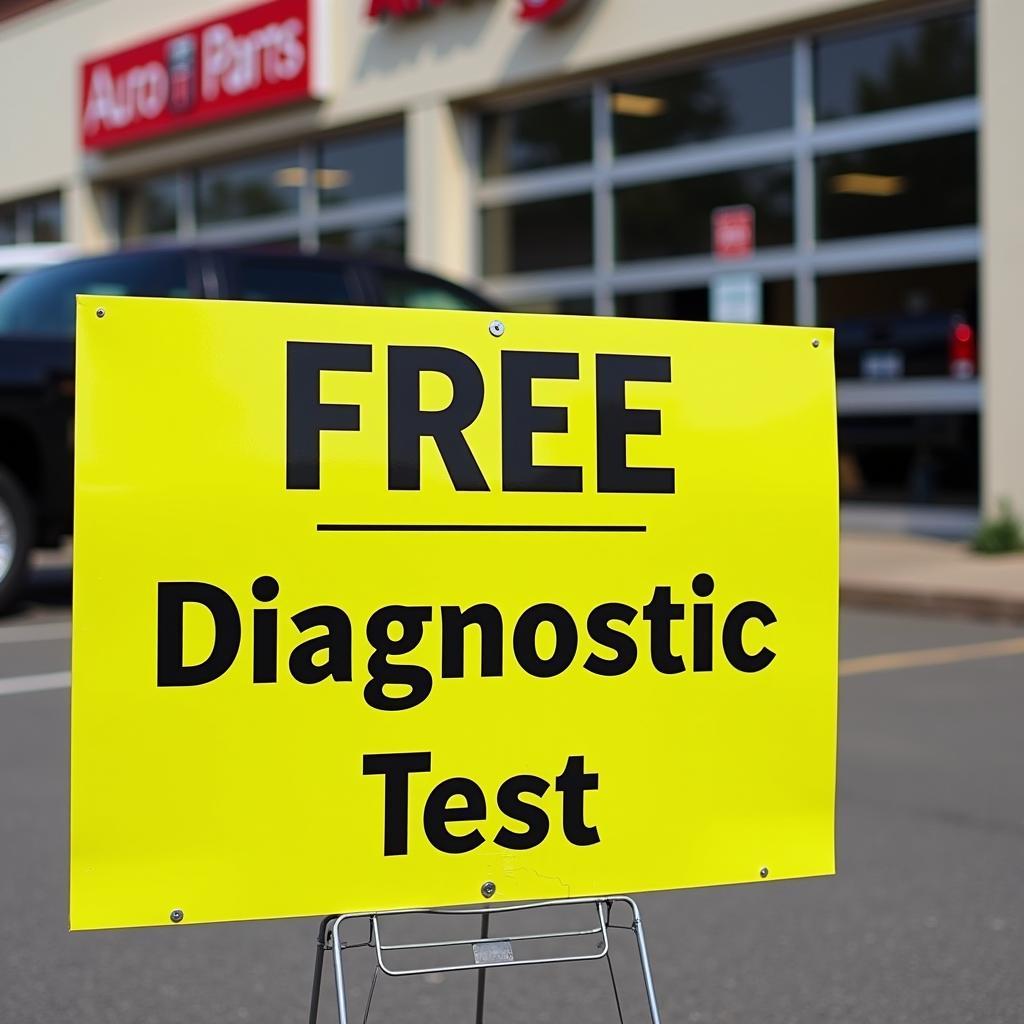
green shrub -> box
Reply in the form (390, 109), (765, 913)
(972, 500), (1024, 554)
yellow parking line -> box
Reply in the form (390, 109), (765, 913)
(840, 636), (1024, 677)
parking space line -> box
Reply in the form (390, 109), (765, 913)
(0, 671), (70, 697)
(840, 636), (1024, 677)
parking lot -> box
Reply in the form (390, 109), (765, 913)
(1, 560), (1021, 1023)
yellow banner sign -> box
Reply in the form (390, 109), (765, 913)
(70, 295), (837, 930)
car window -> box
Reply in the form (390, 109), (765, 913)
(377, 269), (486, 311)
(228, 256), (353, 305)
(0, 252), (191, 338)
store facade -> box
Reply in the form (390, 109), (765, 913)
(0, 0), (1020, 527)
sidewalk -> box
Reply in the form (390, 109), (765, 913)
(842, 532), (1024, 624)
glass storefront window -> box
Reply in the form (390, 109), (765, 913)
(120, 174), (178, 239)
(196, 148), (300, 226)
(617, 279), (794, 324)
(318, 126), (405, 207)
(618, 287), (708, 320)
(0, 193), (63, 244)
(838, 414), (978, 505)
(510, 296), (595, 316)
(320, 222), (406, 256)
(481, 194), (592, 275)
(30, 193), (63, 242)
(816, 133), (976, 241)
(612, 47), (792, 156)
(615, 164), (793, 262)
(815, 8), (976, 121)
(0, 193), (64, 244)
(481, 93), (592, 177)
(818, 263), (978, 380)
(0, 204), (15, 245)
(470, 14), (982, 511)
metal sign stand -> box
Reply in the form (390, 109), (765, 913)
(308, 895), (662, 1024)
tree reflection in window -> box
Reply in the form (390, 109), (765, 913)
(815, 9), (976, 121)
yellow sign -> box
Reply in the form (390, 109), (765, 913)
(70, 295), (837, 931)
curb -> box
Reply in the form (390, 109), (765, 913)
(841, 584), (1024, 627)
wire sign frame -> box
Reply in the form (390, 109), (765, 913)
(308, 895), (662, 1024)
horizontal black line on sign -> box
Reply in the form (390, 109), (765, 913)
(316, 524), (647, 533)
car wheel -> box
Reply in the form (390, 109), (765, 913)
(0, 467), (33, 616)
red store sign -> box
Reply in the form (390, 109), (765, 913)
(80, 0), (320, 151)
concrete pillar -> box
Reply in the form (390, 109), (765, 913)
(406, 99), (475, 286)
(67, 176), (116, 253)
(980, 0), (1024, 520)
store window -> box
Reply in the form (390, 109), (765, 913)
(318, 126), (405, 207)
(818, 263), (978, 380)
(120, 174), (178, 239)
(616, 164), (793, 262)
(197, 148), (301, 226)
(30, 193), (62, 242)
(617, 280), (794, 325)
(321, 222), (406, 256)
(838, 414), (978, 505)
(0, 204), (14, 245)
(510, 296), (595, 316)
(0, 192), (63, 245)
(612, 46), (792, 156)
(481, 92), (592, 177)
(472, 7), (981, 510)
(815, 8), (976, 121)
(816, 133), (976, 241)
(482, 194), (593, 275)
(618, 287), (708, 321)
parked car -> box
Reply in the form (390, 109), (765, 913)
(0, 246), (491, 612)
(834, 310), (978, 380)
(0, 242), (78, 288)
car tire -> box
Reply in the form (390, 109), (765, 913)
(0, 467), (33, 616)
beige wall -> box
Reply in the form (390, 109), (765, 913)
(980, 0), (1024, 519)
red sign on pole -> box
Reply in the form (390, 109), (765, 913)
(80, 0), (318, 152)
(712, 205), (756, 261)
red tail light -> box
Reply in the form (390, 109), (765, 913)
(949, 321), (976, 379)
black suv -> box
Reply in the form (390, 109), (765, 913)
(0, 246), (491, 612)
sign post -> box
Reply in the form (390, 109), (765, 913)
(71, 296), (837, 1015)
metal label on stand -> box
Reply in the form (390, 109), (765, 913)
(473, 940), (515, 965)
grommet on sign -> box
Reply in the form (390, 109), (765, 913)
(169, 908), (184, 923)
(481, 881), (497, 899)
(759, 867), (769, 879)
(812, 338), (820, 348)
(488, 320), (505, 338)
(96, 308), (105, 319)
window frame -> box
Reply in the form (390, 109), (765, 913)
(474, 4), (980, 421)
(113, 122), (409, 260)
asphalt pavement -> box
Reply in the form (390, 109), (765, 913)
(0, 561), (1022, 1023)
